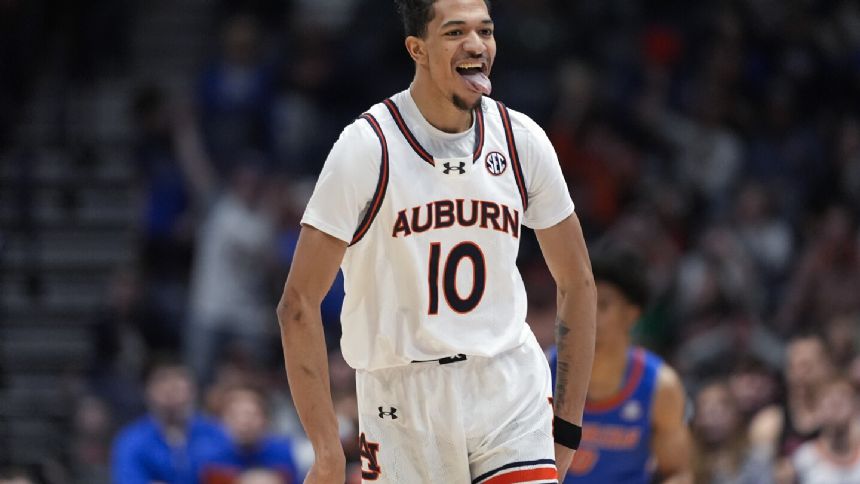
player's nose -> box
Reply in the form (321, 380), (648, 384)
(462, 31), (486, 55)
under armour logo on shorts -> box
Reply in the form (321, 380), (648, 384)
(442, 161), (466, 174)
(378, 406), (398, 419)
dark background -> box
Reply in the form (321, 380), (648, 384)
(1, 0), (859, 482)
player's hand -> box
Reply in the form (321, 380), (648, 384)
(304, 448), (346, 484)
(554, 443), (575, 480)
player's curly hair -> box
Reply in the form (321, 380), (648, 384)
(589, 244), (650, 309)
(394, 0), (491, 38)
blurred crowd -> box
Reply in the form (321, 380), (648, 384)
(3, 0), (860, 483)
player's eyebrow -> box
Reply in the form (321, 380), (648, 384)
(440, 19), (494, 29)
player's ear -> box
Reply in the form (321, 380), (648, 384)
(405, 36), (428, 66)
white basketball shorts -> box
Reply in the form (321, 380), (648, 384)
(355, 332), (558, 483)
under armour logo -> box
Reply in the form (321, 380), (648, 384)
(442, 161), (466, 174)
(378, 407), (398, 419)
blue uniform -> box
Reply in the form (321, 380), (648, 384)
(549, 347), (663, 484)
(111, 414), (227, 484)
(199, 434), (301, 483)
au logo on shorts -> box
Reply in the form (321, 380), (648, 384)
(485, 151), (507, 176)
(359, 433), (382, 480)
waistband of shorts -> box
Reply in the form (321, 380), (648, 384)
(411, 354), (468, 365)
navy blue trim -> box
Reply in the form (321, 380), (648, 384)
(472, 459), (556, 484)
(472, 106), (485, 163)
(495, 102), (528, 211)
(383, 98), (434, 165)
(350, 113), (389, 246)
(382, 97), (486, 167)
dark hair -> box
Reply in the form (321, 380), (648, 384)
(394, 0), (491, 38)
(143, 354), (191, 384)
(589, 245), (650, 309)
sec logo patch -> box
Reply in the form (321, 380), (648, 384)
(485, 151), (507, 176)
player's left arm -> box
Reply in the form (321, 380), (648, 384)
(651, 365), (694, 484)
(534, 212), (596, 477)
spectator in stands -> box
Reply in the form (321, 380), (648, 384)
(71, 395), (113, 483)
(692, 380), (773, 484)
(727, 358), (781, 425)
(750, 334), (835, 466)
(197, 14), (275, 174)
(186, 162), (277, 384)
(131, 85), (216, 353)
(823, 312), (860, 369)
(792, 376), (860, 483)
(111, 361), (225, 484)
(673, 226), (783, 380)
(730, 182), (794, 300)
(548, 61), (638, 236)
(89, 267), (149, 423)
(776, 205), (860, 336)
(200, 386), (300, 483)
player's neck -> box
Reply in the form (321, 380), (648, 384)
(409, 82), (473, 133)
(588, 342), (630, 400)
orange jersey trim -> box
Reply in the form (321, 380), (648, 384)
(585, 348), (646, 413)
(482, 467), (558, 484)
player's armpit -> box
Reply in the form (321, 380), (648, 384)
(651, 365), (694, 484)
(279, 224), (347, 320)
(278, 225), (347, 478)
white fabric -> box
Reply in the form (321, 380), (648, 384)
(189, 194), (275, 332)
(793, 441), (860, 484)
(302, 89), (574, 370)
(355, 332), (557, 483)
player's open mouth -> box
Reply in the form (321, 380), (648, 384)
(455, 61), (491, 95)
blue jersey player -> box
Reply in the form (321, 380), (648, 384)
(549, 247), (693, 483)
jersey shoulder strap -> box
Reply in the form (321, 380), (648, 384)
(494, 101), (529, 211)
(350, 112), (390, 246)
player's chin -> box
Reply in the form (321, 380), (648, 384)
(452, 90), (482, 111)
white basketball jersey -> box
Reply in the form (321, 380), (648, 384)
(302, 90), (574, 371)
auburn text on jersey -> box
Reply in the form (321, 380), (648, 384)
(392, 199), (519, 239)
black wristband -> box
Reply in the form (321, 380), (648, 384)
(553, 416), (582, 450)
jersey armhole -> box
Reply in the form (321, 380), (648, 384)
(350, 113), (390, 246)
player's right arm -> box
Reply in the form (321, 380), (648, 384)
(277, 226), (348, 483)
(510, 109), (596, 476)
(278, 117), (381, 483)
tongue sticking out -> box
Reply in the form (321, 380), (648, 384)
(461, 72), (492, 95)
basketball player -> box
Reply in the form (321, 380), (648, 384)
(549, 248), (693, 483)
(277, 0), (596, 482)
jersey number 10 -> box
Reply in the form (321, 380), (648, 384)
(428, 241), (486, 314)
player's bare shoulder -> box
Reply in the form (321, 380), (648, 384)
(653, 364), (687, 428)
